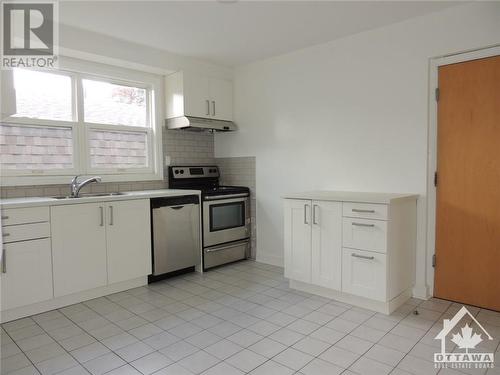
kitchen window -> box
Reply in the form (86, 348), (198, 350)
(0, 59), (162, 185)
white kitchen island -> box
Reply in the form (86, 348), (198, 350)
(283, 191), (418, 314)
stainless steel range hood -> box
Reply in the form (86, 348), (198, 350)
(166, 116), (236, 132)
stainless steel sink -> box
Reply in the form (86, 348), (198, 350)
(51, 192), (126, 199)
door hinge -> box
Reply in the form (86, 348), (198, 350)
(432, 254), (436, 267)
(435, 87), (440, 102)
(434, 171), (438, 187)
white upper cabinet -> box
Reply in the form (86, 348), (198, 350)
(165, 71), (233, 121)
(106, 199), (152, 284)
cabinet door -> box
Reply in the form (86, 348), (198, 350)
(342, 248), (386, 301)
(1, 238), (53, 310)
(51, 203), (107, 297)
(311, 201), (342, 290)
(106, 199), (152, 284)
(284, 199), (312, 283)
(209, 78), (233, 121)
(183, 73), (210, 118)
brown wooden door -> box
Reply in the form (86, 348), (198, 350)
(434, 55), (500, 311)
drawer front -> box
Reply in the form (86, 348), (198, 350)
(2, 222), (50, 243)
(342, 248), (387, 301)
(342, 217), (387, 253)
(343, 202), (388, 220)
(1, 207), (49, 226)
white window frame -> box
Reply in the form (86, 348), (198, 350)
(0, 57), (164, 186)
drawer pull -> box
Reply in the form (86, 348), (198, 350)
(2, 233), (10, 237)
(351, 253), (375, 260)
(1, 216), (9, 220)
(352, 209), (375, 213)
(352, 222), (375, 227)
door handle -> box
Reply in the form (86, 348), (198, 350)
(304, 204), (310, 225)
(1, 248), (6, 273)
(313, 205), (319, 225)
(206, 100), (210, 116)
(352, 222), (375, 227)
(170, 205), (185, 210)
(212, 101), (216, 116)
(109, 206), (114, 226)
(99, 206), (104, 226)
(351, 253), (375, 260)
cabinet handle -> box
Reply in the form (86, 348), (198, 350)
(304, 204), (309, 225)
(1, 248), (6, 273)
(351, 253), (375, 260)
(1, 216), (9, 220)
(352, 222), (375, 227)
(313, 204), (319, 225)
(206, 100), (210, 116)
(352, 209), (375, 213)
(109, 206), (114, 226)
(212, 101), (216, 116)
(99, 206), (104, 226)
(2, 232), (10, 237)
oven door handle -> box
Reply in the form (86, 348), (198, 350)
(205, 240), (249, 253)
(204, 193), (249, 200)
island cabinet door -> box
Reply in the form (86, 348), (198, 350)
(51, 203), (108, 297)
(105, 199), (152, 284)
(311, 201), (342, 291)
(284, 199), (312, 283)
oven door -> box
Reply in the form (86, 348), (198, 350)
(203, 195), (250, 247)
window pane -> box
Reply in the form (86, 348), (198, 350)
(12, 69), (73, 121)
(83, 79), (147, 127)
(89, 129), (148, 169)
(0, 124), (73, 170)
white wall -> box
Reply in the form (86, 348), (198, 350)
(59, 24), (233, 79)
(215, 2), (500, 298)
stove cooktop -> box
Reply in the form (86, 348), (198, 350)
(201, 185), (250, 197)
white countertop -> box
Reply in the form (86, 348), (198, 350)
(283, 190), (418, 204)
(0, 189), (201, 209)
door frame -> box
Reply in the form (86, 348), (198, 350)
(426, 45), (500, 297)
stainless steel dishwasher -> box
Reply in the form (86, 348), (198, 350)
(150, 195), (200, 280)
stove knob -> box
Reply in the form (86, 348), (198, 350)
(180, 170), (184, 174)
(174, 170), (179, 174)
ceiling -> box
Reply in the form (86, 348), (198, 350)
(60, 1), (460, 67)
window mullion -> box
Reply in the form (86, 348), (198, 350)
(75, 74), (87, 175)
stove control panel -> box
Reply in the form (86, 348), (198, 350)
(171, 166), (219, 179)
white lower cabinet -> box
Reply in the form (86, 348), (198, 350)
(284, 194), (416, 314)
(1, 238), (53, 310)
(51, 199), (152, 297)
(51, 203), (108, 297)
(311, 201), (342, 290)
(106, 200), (151, 284)
(342, 248), (386, 301)
(284, 199), (312, 283)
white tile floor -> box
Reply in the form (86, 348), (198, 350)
(1, 260), (500, 375)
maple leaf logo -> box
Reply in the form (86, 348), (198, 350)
(451, 323), (483, 353)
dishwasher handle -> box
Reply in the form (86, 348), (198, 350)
(151, 195), (199, 209)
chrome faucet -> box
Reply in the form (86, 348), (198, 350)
(70, 176), (102, 198)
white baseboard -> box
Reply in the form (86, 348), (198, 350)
(256, 252), (283, 267)
(289, 280), (412, 315)
(412, 284), (430, 300)
(1, 277), (147, 323)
